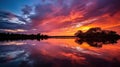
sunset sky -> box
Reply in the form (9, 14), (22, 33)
(0, 0), (120, 35)
(0, 0), (120, 67)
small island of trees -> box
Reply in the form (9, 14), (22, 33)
(75, 27), (120, 48)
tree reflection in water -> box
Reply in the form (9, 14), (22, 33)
(75, 37), (119, 48)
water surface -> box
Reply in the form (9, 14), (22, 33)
(0, 39), (120, 67)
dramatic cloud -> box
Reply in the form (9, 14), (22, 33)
(21, 5), (32, 15)
(0, 11), (31, 33)
(27, 0), (120, 33)
(0, 0), (120, 34)
(84, 0), (120, 18)
(0, 0), (120, 67)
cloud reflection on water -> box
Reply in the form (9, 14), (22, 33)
(0, 39), (120, 67)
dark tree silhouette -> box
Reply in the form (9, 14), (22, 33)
(0, 27), (119, 48)
(0, 33), (49, 41)
(75, 27), (120, 48)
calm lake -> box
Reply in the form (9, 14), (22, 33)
(0, 39), (120, 67)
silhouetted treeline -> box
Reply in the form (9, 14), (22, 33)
(75, 27), (120, 48)
(75, 27), (120, 39)
(0, 27), (120, 47)
(0, 33), (48, 41)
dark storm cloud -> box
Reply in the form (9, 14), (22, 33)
(21, 5), (32, 15)
(0, 21), (25, 29)
(0, 11), (30, 31)
(32, 0), (86, 19)
(32, 1), (71, 18)
(84, 0), (120, 18)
